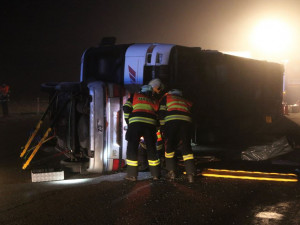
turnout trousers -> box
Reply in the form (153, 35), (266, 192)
(164, 120), (195, 175)
(126, 122), (160, 177)
(1, 101), (8, 116)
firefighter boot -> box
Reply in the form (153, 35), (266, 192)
(150, 165), (160, 180)
(185, 159), (196, 183)
(125, 166), (138, 181)
(165, 157), (176, 181)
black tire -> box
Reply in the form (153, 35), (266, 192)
(41, 82), (81, 92)
(55, 82), (81, 92)
(40, 82), (59, 92)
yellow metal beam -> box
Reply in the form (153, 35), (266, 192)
(202, 173), (298, 182)
(205, 168), (297, 177)
(200, 168), (298, 182)
(20, 121), (43, 158)
(23, 136), (55, 159)
(22, 127), (52, 170)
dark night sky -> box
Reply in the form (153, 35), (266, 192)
(1, 0), (300, 100)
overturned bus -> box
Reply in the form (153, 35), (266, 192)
(37, 38), (284, 173)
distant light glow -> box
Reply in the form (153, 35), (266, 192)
(223, 51), (252, 58)
(251, 19), (292, 55)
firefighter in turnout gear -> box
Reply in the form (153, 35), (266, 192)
(159, 89), (196, 183)
(123, 85), (160, 181)
(148, 78), (166, 161)
(0, 83), (10, 117)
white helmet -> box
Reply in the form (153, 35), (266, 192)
(140, 85), (153, 93)
(168, 89), (182, 96)
(148, 78), (164, 94)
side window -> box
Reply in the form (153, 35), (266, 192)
(86, 55), (123, 84)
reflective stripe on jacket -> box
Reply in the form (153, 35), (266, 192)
(123, 93), (159, 126)
(159, 93), (192, 124)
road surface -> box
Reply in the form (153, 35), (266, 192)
(1, 114), (300, 225)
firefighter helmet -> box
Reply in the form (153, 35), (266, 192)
(140, 85), (153, 93)
(168, 89), (182, 96)
(148, 78), (164, 94)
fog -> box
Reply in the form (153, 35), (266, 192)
(1, 0), (300, 102)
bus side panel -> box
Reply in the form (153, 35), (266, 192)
(106, 97), (123, 171)
(87, 81), (105, 173)
(168, 46), (284, 146)
(106, 84), (129, 171)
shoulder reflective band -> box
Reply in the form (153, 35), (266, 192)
(168, 104), (189, 112)
(165, 152), (175, 158)
(129, 117), (157, 125)
(124, 113), (130, 119)
(126, 159), (138, 167)
(133, 103), (155, 112)
(166, 100), (186, 107)
(165, 115), (192, 122)
(124, 101), (132, 108)
(166, 99), (188, 109)
(183, 154), (194, 161)
(148, 159), (160, 166)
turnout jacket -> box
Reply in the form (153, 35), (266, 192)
(159, 93), (192, 126)
(123, 93), (159, 126)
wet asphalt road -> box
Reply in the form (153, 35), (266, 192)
(1, 114), (300, 225)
